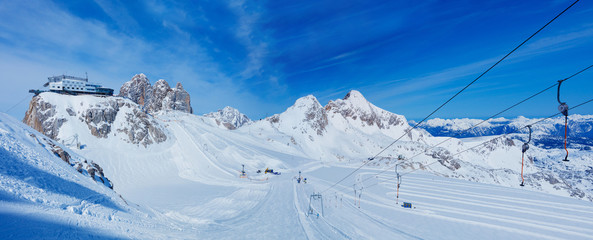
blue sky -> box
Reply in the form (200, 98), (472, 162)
(1, 0), (592, 121)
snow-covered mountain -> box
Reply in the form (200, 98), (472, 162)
(5, 85), (593, 238)
(416, 115), (593, 149)
(248, 90), (429, 162)
(244, 91), (592, 200)
(203, 106), (251, 130)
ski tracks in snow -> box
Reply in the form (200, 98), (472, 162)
(372, 175), (593, 239)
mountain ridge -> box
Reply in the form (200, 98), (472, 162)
(19, 86), (593, 201)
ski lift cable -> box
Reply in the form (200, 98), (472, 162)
(319, 0), (580, 194)
(364, 97), (593, 190)
(5, 77), (81, 114)
(358, 64), (593, 185)
(321, 162), (372, 194)
(4, 95), (31, 113)
(331, 63), (592, 195)
(366, 0), (580, 162)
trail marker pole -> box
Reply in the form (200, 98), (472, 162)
(395, 164), (401, 204)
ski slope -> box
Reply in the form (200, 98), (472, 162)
(3, 110), (593, 239)
(302, 167), (593, 239)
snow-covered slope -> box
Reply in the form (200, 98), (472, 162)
(302, 167), (593, 240)
(0, 113), (190, 239)
(8, 88), (593, 238)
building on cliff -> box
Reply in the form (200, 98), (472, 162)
(29, 75), (114, 96)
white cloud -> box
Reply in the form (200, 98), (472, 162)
(227, 0), (270, 81)
(518, 27), (593, 57)
(93, 0), (141, 33)
(0, 0), (272, 119)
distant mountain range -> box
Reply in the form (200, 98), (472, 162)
(413, 116), (593, 150)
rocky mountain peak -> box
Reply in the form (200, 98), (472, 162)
(153, 79), (171, 94)
(334, 90), (375, 113)
(323, 91), (413, 139)
(175, 82), (184, 90)
(204, 106), (251, 130)
(119, 73), (153, 106)
(131, 73), (150, 84)
(344, 90), (366, 101)
(163, 82), (192, 114)
(118, 74), (192, 114)
(292, 95), (322, 110)
(268, 95), (328, 136)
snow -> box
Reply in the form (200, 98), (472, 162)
(203, 106), (251, 130)
(0, 113), (186, 239)
(421, 115), (593, 141)
(2, 90), (593, 239)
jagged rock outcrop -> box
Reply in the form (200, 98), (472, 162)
(300, 96), (328, 136)
(204, 106), (251, 130)
(80, 101), (119, 138)
(118, 73), (153, 107)
(162, 82), (192, 113)
(23, 95), (66, 140)
(118, 74), (192, 114)
(28, 133), (113, 189)
(23, 92), (167, 147)
(150, 79), (170, 113)
(117, 108), (167, 145)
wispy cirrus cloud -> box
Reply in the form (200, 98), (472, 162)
(228, 0), (268, 79)
(93, 0), (141, 33)
(518, 26), (593, 57)
(0, 0), (275, 119)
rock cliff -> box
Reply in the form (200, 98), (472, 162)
(118, 74), (192, 114)
(23, 93), (167, 147)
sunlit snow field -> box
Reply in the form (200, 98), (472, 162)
(2, 109), (593, 239)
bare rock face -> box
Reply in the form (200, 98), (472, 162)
(23, 95), (66, 139)
(117, 108), (168, 146)
(23, 93), (167, 147)
(481, 137), (516, 152)
(162, 82), (192, 113)
(301, 96), (328, 136)
(204, 106), (251, 130)
(118, 73), (153, 107)
(118, 74), (192, 114)
(430, 148), (461, 171)
(150, 79), (170, 113)
(80, 101), (119, 138)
